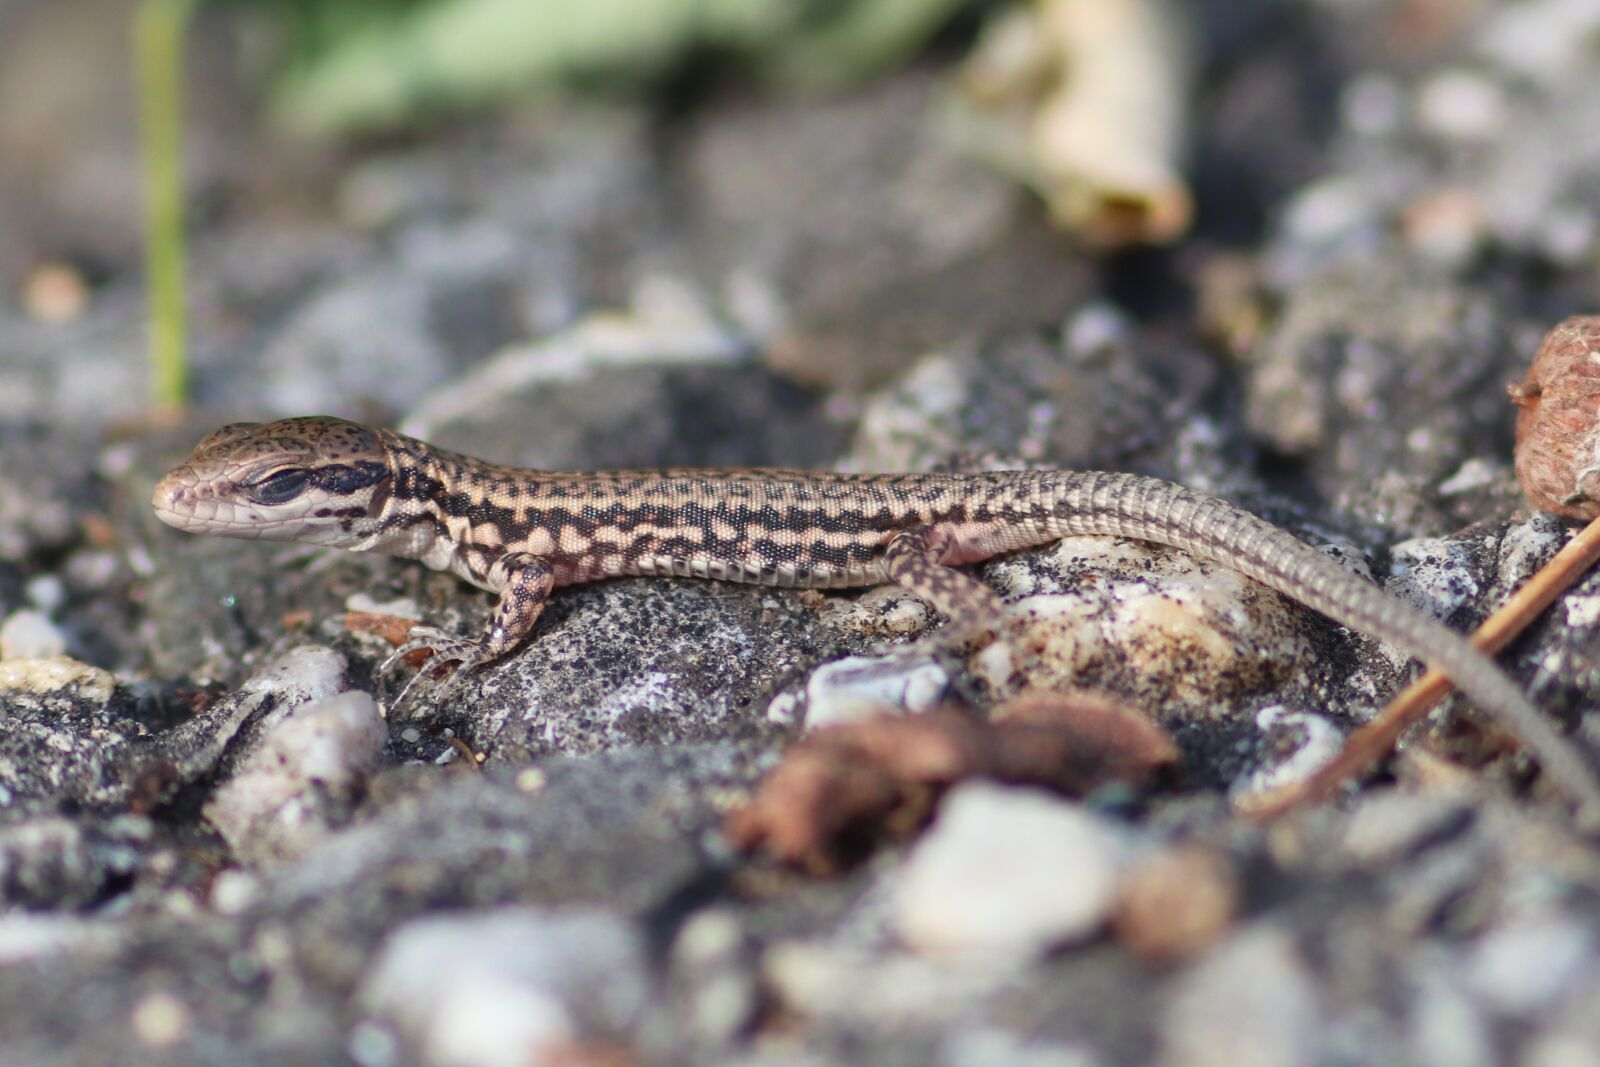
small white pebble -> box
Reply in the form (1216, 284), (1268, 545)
(209, 870), (261, 916)
(800, 654), (951, 730)
(346, 1020), (401, 1067)
(1437, 457), (1498, 496)
(1163, 926), (1319, 1067)
(96, 441), (140, 479)
(357, 909), (647, 1067)
(1467, 914), (1596, 1019)
(124, 545), (157, 579)
(1063, 303), (1131, 357)
(1409, 969), (1495, 1067)
(1230, 706), (1345, 803)
(240, 646), (348, 703)
(1281, 176), (1373, 245)
(765, 691), (801, 726)
(131, 991), (190, 1048)
(0, 610), (67, 660)
(23, 575), (65, 614)
(346, 594), (422, 621)
(205, 689), (385, 865)
(1414, 69), (1507, 142)
(1563, 594), (1600, 629)
(64, 549), (117, 589)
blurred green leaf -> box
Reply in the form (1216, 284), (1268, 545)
(761, 0), (970, 92)
(231, 0), (970, 134)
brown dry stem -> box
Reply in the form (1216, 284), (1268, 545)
(1242, 515), (1600, 818)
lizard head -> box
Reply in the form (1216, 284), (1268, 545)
(152, 417), (392, 545)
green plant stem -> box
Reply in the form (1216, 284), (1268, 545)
(136, 0), (196, 412)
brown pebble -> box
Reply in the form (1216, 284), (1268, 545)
(21, 261), (89, 323)
(1113, 844), (1239, 964)
(1511, 315), (1600, 520)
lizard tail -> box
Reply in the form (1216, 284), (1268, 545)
(1045, 470), (1600, 814)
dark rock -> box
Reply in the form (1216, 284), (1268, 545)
(1245, 264), (1524, 543)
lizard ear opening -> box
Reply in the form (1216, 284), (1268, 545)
(318, 460), (389, 495)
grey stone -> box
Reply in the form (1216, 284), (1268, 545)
(0, 815), (149, 910)
(205, 689), (387, 867)
(0, 655), (136, 812)
(1244, 265), (1523, 543)
(1467, 914), (1597, 1020)
(1337, 790), (1476, 866)
(1162, 925), (1322, 1067)
(407, 577), (843, 759)
(848, 319), (1218, 477)
(416, 357), (847, 473)
(1407, 965), (1496, 1067)
(357, 907), (650, 1067)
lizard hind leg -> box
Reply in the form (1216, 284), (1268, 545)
(883, 527), (1010, 626)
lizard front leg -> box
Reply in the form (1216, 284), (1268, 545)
(383, 551), (556, 708)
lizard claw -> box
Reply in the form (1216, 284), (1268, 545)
(380, 626), (486, 715)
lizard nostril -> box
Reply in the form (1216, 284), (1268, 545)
(151, 471), (195, 516)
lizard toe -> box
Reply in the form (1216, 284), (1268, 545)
(379, 626), (468, 674)
(379, 628), (489, 716)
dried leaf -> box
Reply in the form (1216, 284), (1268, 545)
(725, 690), (1176, 871)
(344, 611), (430, 669)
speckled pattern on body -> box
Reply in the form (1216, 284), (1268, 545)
(151, 416), (1600, 811)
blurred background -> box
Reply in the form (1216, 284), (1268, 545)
(3, 0), (1594, 437)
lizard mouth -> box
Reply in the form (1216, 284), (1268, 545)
(151, 467), (290, 538)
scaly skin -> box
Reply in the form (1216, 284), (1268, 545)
(151, 416), (1600, 812)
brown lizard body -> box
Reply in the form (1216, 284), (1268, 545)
(151, 416), (1600, 811)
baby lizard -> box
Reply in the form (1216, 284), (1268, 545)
(151, 416), (1600, 811)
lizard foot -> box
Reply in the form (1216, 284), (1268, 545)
(920, 621), (1000, 711)
(929, 616), (1034, 709)
(380, 627), (486, 714)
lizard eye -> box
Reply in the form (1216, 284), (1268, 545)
(248, 468), (311, 505)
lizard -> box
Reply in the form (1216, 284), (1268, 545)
(150, 416), (1600, 812)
